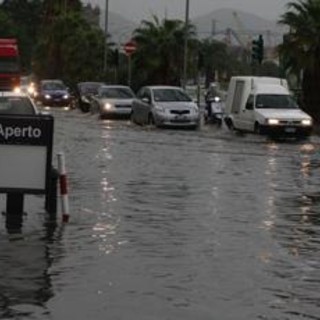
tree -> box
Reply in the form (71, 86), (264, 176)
(0, 0), (43, 73)
(196, 39), (234, 87)
(34, 11), (105, 85)
(278, 0), (320, 121)
(0, 9), (17, 37)
(132, 15), (196, 87)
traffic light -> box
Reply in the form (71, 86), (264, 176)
(251, 34), (264, 64)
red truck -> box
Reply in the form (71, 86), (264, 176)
(0, 38), (20, 90)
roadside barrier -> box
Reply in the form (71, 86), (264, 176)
(57, 152), (70, 222)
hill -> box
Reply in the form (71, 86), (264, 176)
(95, 7), (288, 47)
(100, 11), (138, 46)
(192, 8), (287, 46)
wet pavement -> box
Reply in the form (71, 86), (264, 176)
(1, 108), (320, 320)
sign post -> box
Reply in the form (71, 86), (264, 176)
(0, 114), (54, 230)
(123, 40), (137, 87)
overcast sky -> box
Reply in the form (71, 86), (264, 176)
(83, 0), (291, 22)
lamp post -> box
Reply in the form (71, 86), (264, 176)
(182, 0), (190, 89)
(103, 0), (109, 77)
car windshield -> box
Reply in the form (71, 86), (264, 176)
(101, 87), (134, 99)
(255, 94), (298, 109)
(42, 82), (66, 91)
(153, 88), (192, 102)
(0, 96), (35, 115)
(80, 83), (101, 94)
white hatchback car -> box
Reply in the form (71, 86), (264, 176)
(131, 85), (200, 129)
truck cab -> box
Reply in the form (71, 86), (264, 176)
(224, 76), (313, 138)
(0, 38), (20, 90)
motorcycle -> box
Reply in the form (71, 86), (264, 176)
(204, 96), (224, 125)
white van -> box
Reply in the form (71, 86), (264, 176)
(224, 76), (313, 138)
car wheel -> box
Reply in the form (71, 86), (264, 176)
(148, 113), (155, 126)
(254, 122), (261, 134)
(130, 111), (135, 124)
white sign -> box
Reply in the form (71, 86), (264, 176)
(0, 114), (53, 193)
(0, 145), (47, 189)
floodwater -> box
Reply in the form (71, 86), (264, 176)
(1, 109), (320, 320)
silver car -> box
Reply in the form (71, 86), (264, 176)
(91, 85), (135, 119)
(131, 85), (200, 129)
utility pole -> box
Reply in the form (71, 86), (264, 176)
(182, 0), (190, 89)
(103, 0), (109, 77)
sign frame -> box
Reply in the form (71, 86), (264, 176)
(0, 114), (54, 194)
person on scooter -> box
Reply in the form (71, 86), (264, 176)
(204, 83), (223, 123)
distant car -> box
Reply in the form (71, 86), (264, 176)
(19, 76), (36, 97)
(35, 79), (73, 108)
(0, 90), (39, 115)
(131, 85), (200, 129)
(91, 85), (135, 119)
(74, 81), (104, 113)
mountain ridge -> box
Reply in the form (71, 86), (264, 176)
(101, 8), (286, 46)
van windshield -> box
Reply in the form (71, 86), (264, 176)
(256, 94), (298, 109)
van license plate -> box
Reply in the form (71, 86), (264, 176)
(285, 127), (296, 133)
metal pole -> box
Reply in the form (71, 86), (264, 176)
(128, 55), (132, 87)
(103, 0), (109, 77)
(182, 0), (190, 89)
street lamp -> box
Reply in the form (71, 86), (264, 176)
(103, 0), (109, 76)
(182, 0), (190, 89)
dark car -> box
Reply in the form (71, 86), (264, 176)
(35, 79), (73, 109)
(75, 82), (104, 112)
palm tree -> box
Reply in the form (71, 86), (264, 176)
(133, 15), (196, 86)
(278, 0), (320, 120)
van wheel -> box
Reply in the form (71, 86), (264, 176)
(225, 117), (234, 130)
(254, 123), (261, 134)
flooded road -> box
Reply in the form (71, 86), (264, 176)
(1, 109), (320, 320)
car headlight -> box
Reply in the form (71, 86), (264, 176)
(45, 94), (51, 99)
(63, 94), (70, 99)
(103, 102), (113, 110)
(302, 119), (312, 126)
(154, 105), (165, 113)
(267, 118), (279, 125)
(27, 86), (35, 94)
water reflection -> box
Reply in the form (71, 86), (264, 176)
(0, 220), (61, 319)
(2, 110), (320, 319)
(261, 140), (320, 319)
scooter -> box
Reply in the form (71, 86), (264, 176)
(204, 96), (224, 125)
